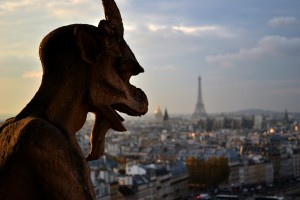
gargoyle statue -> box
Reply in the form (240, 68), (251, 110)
(0, 0), (148, 199)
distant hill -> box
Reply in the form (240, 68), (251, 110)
(231, 109), (283, 115)
(207, 109), (300, 117)
(220, 109), (300, 118)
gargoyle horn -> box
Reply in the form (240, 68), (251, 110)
(101, 0), (124, 36)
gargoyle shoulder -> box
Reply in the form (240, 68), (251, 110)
(0, 118), (95, 199)
(0, 117), (68, 166)
(17, 117), (72, 160)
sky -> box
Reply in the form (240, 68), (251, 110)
(0, 0), (300, 116)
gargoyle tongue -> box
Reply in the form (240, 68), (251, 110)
(86, 107), (126, 161)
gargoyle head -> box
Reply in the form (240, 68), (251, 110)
(35, 0), (148, 160)
(78, 0), (148, 160)
(76, 0), (148, 115)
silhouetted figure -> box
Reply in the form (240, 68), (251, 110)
(0, 0), (148, 199)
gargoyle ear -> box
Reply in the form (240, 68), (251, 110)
(75, 26), (100, 64)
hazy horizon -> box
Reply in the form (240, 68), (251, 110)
(1, 0), (300, 115)
(1, 108), (298, 119)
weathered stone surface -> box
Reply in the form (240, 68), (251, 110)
(0, 0), (148, 199)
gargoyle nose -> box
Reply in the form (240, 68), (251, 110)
(119, 57), (144, 76)
(136, 64), (144, 74)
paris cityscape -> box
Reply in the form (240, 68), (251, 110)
(49, 76), (299, 200)
(1, 1), (300, 199)
(1, 76), (299, 200)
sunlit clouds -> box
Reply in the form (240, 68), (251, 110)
(1, 0), (300, 114)
(45, 1), (99, 20)
(0, 0), (34, 11)
(172, 25), (234, 38)
(124, 24), (138, 32)
(145, 23), (235, 38)
(147, 24), (167, 32)
(268, 16), (298, 27)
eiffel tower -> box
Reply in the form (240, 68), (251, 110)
(192, 76), (208, 120)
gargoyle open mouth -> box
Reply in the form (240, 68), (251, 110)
(107, 85), (148, 131)
(86, 74), (148, 161)
(113, 56), (148, 117)
(112, 87), (148, 116)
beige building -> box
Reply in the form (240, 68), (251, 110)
(239, 161), (273, 185)
(293, 152), (300, 177)
(280, 152), (300, 179)
(228, 161), (240, 186)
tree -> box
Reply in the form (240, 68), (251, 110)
(185, 156), (230, 189)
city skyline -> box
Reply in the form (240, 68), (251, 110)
(1, 0), (300, 115)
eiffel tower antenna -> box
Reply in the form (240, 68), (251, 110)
(192, 76), (208, 120)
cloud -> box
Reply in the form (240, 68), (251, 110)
(0, 0), (49, 15)
(147, 24), (167, 32)
(45, 1), (99, 20)
(268, 16), (298, 27)
(206, 35), (300, 67)
(0, 0), (34, 11)
(145, 23), (234, 39)
(172, 25), (234, 38)
(22, 71), (42, 79)
(124, 24), (137, 32)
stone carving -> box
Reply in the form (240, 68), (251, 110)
(0, 0), (148, 199)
